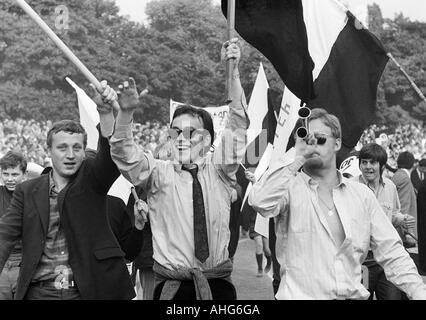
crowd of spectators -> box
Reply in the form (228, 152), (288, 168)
(1, 117), (426, 169)
(0, 118), (170, 167)
(358, 122), (426, 167)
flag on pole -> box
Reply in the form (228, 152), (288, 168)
(66, 77), (134, 204)
(235, 64), (279, 229)
(65, 77), (99, 151)
(222, 0), (389, 161)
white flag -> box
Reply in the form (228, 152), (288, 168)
(65, 77), (99, 150)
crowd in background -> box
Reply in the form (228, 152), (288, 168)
(0, 118), (169, 167)
(1, 118), (426, 168)
(358, 123), (426, 168)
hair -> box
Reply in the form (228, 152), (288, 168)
(171, 105), (214, 145)
(46, 120), (87, 149)
(358, 143), (388, 171)
(0, 151), (27, 173)
(309, 108), (342, 140)
(397, 151), (415, 170)
(419, 159), (426, 167)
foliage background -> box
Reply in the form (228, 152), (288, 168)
(0, 0), (424, 129)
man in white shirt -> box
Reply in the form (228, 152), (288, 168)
(249, 108), (426, 300)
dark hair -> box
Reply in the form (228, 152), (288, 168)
(358, 143), (387, 169)
(171, 105), (214, 145)
(46, 120), (87, 149)
(419, 159), (426, 167)
(397, 151), (415, 170)
(0, 151), (27, 173)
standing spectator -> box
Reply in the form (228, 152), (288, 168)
(392, 151), (418, 248)
(0, 151), (27, 300)
(354, 143), (415, 299)
(411, 159), (426, 194)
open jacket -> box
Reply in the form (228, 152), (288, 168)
(0, 134), (135, 300)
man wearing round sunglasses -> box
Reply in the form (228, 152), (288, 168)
(101, 38), (249, 300)
(249, 108), (426, 300)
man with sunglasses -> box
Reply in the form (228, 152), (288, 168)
(101, 38), (249, 300)
(249, 108), (426, 300)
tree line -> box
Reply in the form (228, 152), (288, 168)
(0, 0), (424, 129)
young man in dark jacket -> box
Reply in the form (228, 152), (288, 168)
(0, 151), (27, 299)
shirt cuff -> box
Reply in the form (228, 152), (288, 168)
(112, 123), (134, 140)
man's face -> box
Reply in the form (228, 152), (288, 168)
(1, 166), (25, 191)
(359, 158), (381, 184)
(48, 131), (85, 179)
(304, 119), (341, 171)
(169, 114), (211, 165)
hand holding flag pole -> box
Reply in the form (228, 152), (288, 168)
(225, 0), (236, 103)
(14, 0), (119, 112)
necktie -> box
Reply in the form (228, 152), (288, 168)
(182, 165), (209, 263)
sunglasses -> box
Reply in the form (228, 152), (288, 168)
(313, 133), (334, 145)
(168, 127), (198, 140)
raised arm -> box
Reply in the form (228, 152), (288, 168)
(213, 38), (249, 181)
(249, 134), (316, 217)
(95, 78), (154, 187)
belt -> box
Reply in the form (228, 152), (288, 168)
(30, 279), (77, 290)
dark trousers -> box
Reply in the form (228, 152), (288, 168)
(367, 263), (403, 300)
(24, 283), (81, 300)
(153, 278), (236, 300)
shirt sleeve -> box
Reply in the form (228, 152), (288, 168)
(391, 183), (405, 227)
(213, 92), (249, 184)
(248, 156), (305, 218)
(109, 122), (156, 189)
(369, 191), (426, 300)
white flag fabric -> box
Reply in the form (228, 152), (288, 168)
(66, 77), (134, 204)
(270, 87), (300, 168)
(65, 77), (100, 151)
(247, 62), (269, 146)
(107, 175), (134, 205)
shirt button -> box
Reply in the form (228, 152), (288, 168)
(61, 251), (65, 255)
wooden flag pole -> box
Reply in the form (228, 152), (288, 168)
(387, 53), (426, 103)
(225, 0), (236, 103)
(15, 0), (119, 110)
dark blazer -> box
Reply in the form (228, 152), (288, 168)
(391, 169), (418, 237)
(411, 169), (424, 193)
(107, 194), (144, 262)
(417, 180), (426, 273)
(0, 135), (135, 300)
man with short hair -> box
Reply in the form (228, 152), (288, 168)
(411, 159), (426, 193)
(0, 109), (137, 299)
(392, 151), (418, 247)
(0, 151), (27, 299)
(355, 143), (415, 299)
(249, 108), (426, 300)
(106, 38), (249, 300)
